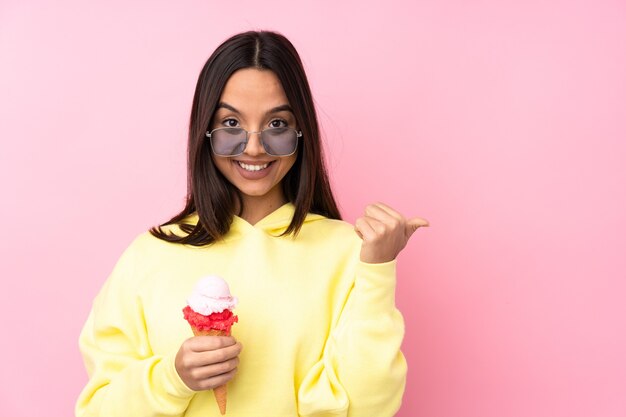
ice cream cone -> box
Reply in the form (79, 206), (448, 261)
(184, 276), (238, 415)
(192, 327), (229, 415)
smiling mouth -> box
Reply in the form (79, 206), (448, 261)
(236, 161), (272, 172)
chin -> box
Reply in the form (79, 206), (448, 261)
(235, 182), (278, 198)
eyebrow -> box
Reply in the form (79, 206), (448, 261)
(216, 102), (294, 116)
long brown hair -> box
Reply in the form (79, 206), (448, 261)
(150, 31), (341, 246)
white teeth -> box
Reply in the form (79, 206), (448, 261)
(237, 161), (270, 171)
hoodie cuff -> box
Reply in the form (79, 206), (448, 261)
(161, 351), (196, 398)
(351, 260), (398, 318)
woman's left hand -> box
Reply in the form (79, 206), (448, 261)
(355, 202), (429, 264)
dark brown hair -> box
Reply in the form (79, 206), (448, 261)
(150, 30), (341, 246)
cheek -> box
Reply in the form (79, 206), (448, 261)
(212, 156), (230, 177)
(282, 155), (297, 176)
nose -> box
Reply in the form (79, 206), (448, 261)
(243, 131), (266, 156)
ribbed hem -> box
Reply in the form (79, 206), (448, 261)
(351, 260), (398, 317)
(162, 351), (196, 398)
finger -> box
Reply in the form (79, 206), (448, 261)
(194, 341), (242, 367)
(194, 356), (240, 380)
(362, 216), (388, 237)
(371, 202), (404, 221)
(405, 217), (430, 235)
(365, 204), (402, 226)
(408, 217), (429, 228)
(374, 203), (428, 229)
(190, 335), (236, 352)
(355, 216), (379, 242)
(198, 367), (239, 391)
(210, 341), (242, 362)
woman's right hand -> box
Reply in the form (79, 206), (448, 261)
(175, 335), (243, 391)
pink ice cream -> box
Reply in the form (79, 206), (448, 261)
(183, 276), (238, 334)
(183, 276), (238, 415)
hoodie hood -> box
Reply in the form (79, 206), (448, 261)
(182, 203), (327, 240)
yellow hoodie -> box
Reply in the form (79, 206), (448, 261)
(76, 203), (407, 417)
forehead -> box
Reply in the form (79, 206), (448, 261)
(218, 68), (289, 110)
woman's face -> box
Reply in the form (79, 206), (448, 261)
(211, 68), (298, 210)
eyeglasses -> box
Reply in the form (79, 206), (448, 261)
(205, 127), (302, 157)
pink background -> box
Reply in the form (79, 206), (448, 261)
(1, 0), (625, 416)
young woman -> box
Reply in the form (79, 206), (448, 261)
(76, 30), (428, 417)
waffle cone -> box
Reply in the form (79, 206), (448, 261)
(192, 327), (229, 415)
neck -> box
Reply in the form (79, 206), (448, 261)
(238, 190), (287, 225)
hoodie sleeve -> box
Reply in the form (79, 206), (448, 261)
(297, 260), (407, 417)
(75, 240), (195, 417)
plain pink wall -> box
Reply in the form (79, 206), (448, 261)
(1, 0), (625, 416)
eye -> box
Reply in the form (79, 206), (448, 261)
(222, 118), (240, 128)
(269, 119), (288, 128)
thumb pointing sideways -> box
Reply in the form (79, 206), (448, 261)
(406, 217), (430, 236)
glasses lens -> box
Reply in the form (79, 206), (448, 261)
(211, 128), (247, 156)
(261, 128), (298, 156)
